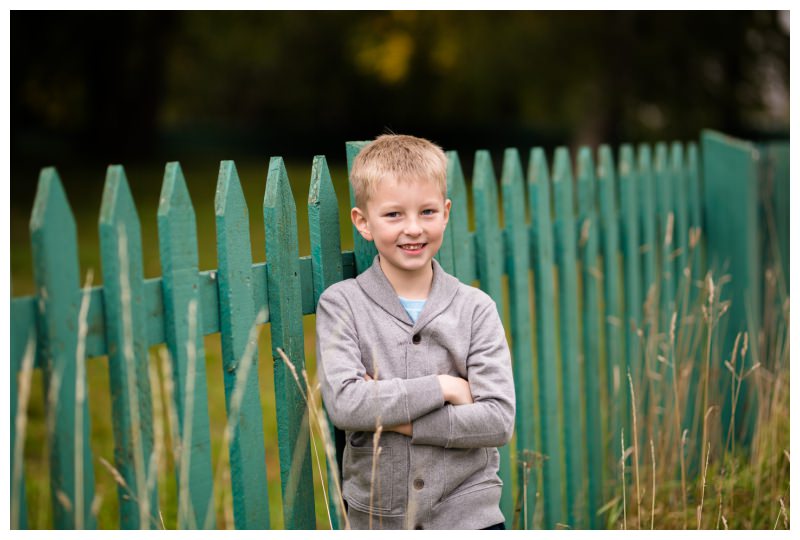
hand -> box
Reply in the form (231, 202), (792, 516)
(363, 373), (412, 436)
(437, 374), (474, 405)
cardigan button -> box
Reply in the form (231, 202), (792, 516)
(413, 478), (424, 490)
(414, 525), (423, 530)
(412, 333), (421, 344)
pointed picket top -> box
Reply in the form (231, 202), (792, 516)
(100, 165), (139, 228)
(443, 150), (472, 282)
(264, 157), (296, 215)
(159, 162), (195, 217)
(553, 147), (574, 188)
(308, 154), (343, 305)
(215, 160), (249, 220)
(31, 167), (77, 245)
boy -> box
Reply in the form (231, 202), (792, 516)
(316, 134), (515, 530)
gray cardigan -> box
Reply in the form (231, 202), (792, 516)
(316, 256), (515, 529)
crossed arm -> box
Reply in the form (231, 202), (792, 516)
(316, 290), (515, 448)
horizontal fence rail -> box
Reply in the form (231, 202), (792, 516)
(10, 131), (787, 530)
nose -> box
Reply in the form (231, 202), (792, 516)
(403, 217), (423, 236)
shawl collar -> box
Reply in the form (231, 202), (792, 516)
(355, 255), (460, 329)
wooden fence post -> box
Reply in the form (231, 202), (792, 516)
(553, 147), (585, 528)
(473, 150), (514, 527)
(158, 162), (215, 529)
(264, 157), (316, 529)
(308, 155), (346, 530)
(30, 168), (97, 529)
(528, 148), (564, 529)
(576, 148), (603, 529)
(99, 165), (158, 529)
(500, 148), (537, 529)
(215, 161), (271, 529)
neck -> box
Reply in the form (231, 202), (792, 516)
(379, 258), (433, 299)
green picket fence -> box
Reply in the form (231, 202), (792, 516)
(9, 130), (787, 530)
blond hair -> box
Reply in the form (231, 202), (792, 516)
(350, 134), (448, 209)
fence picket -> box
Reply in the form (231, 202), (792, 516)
(30, 168), (97, 529)
(672, 142), (690, 302)
(618, 146), (643, 399)
(99, 165), (158, 529)
(214, 161), (271, 529)
(444, 151), (475, 283)
(264, 157), (316, 529)
(528, 148), (564, 529)
(654, 143), (676, 331)
(553, 148), (585, 528)
(597, 146), (627, 481)
(686, 143), (704, 301)
(346, 141), (376, 274)
(576, 148), (603, 528)
(157, 162), (215, 529)
(308, 155), (346, 530)
(472, 150), (514, 526)
(500, 148), (537, 529)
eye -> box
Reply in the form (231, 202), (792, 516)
(384, 211), (401, 218)
(421, 209), (437, 216)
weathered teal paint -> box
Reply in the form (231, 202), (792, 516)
(528, 148), (564, 529)
(701, 131), (761, 446)
(158, 162), (215, 529)
(214, 161), (271, 529)
(472, 150), (514, 527)
(552, 148), (585, 528)
(264, 157), (316, 529)
(597, 146), (627, 481)
(686, 143), (704, 301)
(671, 143), (690, 302)
(29, 168), (97, 529)
(99, 165), (158, 529)
(308, 155), (345, 530)
(576, 148), (603, 529)
(637, 145), (658, 313)
(346, 141), (377, 274)
(654, 143), (676, 332)
(618, 146), (643, 404)
(500, 148), (537, 529)
(444, 151), (475, 284)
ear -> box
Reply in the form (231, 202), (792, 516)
(351, 206), (373, 241)
(443, 198), (452, 227)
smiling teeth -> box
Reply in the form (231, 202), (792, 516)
(401, 244), (424, 249)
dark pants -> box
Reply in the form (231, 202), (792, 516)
(481, 522), (506, 530)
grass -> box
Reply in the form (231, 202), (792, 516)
(9, 156), (790, 529)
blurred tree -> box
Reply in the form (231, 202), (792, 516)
(11, 10), (789, 169)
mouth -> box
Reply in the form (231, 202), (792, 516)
(398, 243), (427, 253)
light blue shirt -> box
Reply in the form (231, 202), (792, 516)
(398, 296), (427, 323)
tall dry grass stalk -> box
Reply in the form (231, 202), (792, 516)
(117, 225), (151, 528)
(627, 370), (641, 529)
(177, 298), (199, 529)
(73, 268), (94, 529)
(276, 346), (350, 530)
(11, 332), (37, 529)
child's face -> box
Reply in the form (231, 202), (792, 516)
(352, 176), (451, 281)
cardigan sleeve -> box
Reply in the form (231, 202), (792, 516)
(316, 287), (445, 432)
(411, 298), (516, 448)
